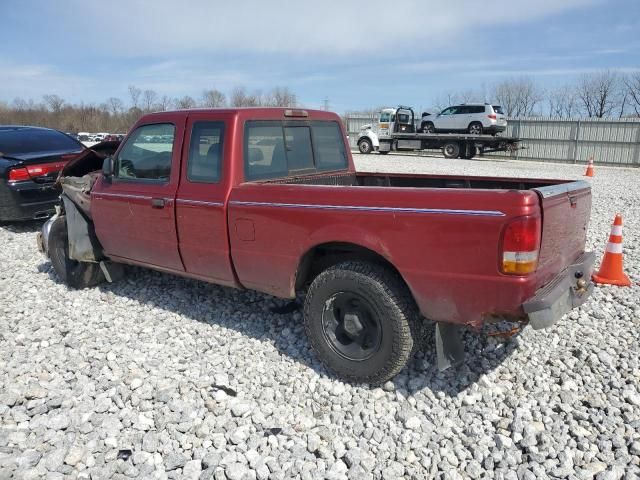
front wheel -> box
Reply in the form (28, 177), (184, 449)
(358, 138), (373, 154)
(49, 216), (105, 289)
(304, 261), (421, 384)
(422, 122), (435, 133)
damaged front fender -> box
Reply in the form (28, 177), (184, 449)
(60, 194), (103, 262)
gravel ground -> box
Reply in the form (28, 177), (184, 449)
(1, 154), (639, 480)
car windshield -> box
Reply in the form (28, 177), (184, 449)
(493, 105), (504, 115)
(0, 128), (81, 155)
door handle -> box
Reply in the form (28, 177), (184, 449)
(151, 198), (166, 209)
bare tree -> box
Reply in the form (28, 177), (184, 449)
(230, 87), (263, 107)
(493, 77), (542, 117)
(575, 71), (622, 118)
(128, 85), (142, 109)
(156, 95), (173, 111)
(265, 87), (297, 107)
(174, 96), (197, 109)
(142, 89), (158, 112)
(547, 85), (578, 118)
(43, 94), (65, 113)
(106, 97), (124, 116)
(623, 73), (640, 117)
(201, 89), (226, 108)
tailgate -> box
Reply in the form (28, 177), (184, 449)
(534, 180), (592, 284)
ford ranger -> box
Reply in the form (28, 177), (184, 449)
(37, 108), (594, 384)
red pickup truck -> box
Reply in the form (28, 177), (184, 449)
(38, 107), (594, 384)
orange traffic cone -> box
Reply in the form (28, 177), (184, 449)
(584, 157), (594, 177)
(592, 214), (631, 286)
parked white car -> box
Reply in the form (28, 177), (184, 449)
(420, 104), (506, 135)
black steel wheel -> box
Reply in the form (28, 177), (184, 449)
(321, 291), (382, 361)
(304, 261), (421, 384)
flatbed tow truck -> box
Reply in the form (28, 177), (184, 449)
(356, 106), (521, 159)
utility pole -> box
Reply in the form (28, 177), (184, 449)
(322, 97), (330, 111)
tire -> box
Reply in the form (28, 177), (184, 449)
(462, 146), (478, 160)
(442, 142), (461, 159)
(49, 216), (105, 289)
(422, 122), (435, 133)
(468, 122), (483, 135)
(358, 138), (373, 154)
(304, 261), (421, 385)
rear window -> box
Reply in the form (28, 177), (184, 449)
(0, 128), (82, 156)
(470, 106), (486, 114)
(493, 105), (504, 114)
(244, 120), (348, 181)
(187, 121), (224, 183)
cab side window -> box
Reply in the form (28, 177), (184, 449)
(187, 121), (224, 183)
(116, 123), (174, 182)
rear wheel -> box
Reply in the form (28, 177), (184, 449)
(358, 138), (373, 154)
(304, 261), (421, 385)
(49, 216), (104, 289)
(462, 146), (478, 159)
(468, 122), (483, 135)
(442, 142), (461, 159)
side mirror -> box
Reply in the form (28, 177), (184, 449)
(102, 156), (114, 179)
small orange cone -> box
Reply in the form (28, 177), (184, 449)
(592, 214), (631, 287)
(584, 157), (594, 177)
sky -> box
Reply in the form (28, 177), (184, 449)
(0, 0), (639, 113)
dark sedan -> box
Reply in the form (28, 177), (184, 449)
(0, 126), (84, 221)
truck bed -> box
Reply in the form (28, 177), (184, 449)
(230, 171), (591, 328)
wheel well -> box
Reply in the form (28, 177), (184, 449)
(295, 242), (406, 291)
(358, 137), (372, 145)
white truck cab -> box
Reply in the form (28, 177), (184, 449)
(357, 107), (416, 154)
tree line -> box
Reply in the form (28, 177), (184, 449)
(0, 86), (298, 133)
(430, 71), (640, 119)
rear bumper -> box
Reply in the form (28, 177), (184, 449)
(0, 180), (59, 221)
(484, 125), (506, 134)
(523, 251), (596, 329)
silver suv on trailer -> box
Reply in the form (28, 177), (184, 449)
(421, 104), (506, 136)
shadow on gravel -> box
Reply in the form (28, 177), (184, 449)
(0, 219), (45, 233)
(37, 260), (521, 397)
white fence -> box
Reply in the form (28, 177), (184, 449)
(344, 115), (640, 166)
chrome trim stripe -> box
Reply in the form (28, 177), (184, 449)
(93, 192), (152, 200)
(176, 199), (224, 207)
(229, 200), (505, 217)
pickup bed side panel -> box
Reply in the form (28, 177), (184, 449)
(228, 183), (543, 328)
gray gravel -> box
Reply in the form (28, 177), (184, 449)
(1, 153), (639, 479)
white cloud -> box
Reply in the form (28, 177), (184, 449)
(50, 0), (597, 56)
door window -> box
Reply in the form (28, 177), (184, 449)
(116, 123), (175, 182)
(187, 121), (224, 183)
(379, 112), (391, 122)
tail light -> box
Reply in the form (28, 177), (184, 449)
(488, 114), (497, 120)
(8, 167), (30, 182)
(7, 160), (70, 183)
(501, 216), (541, 274)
